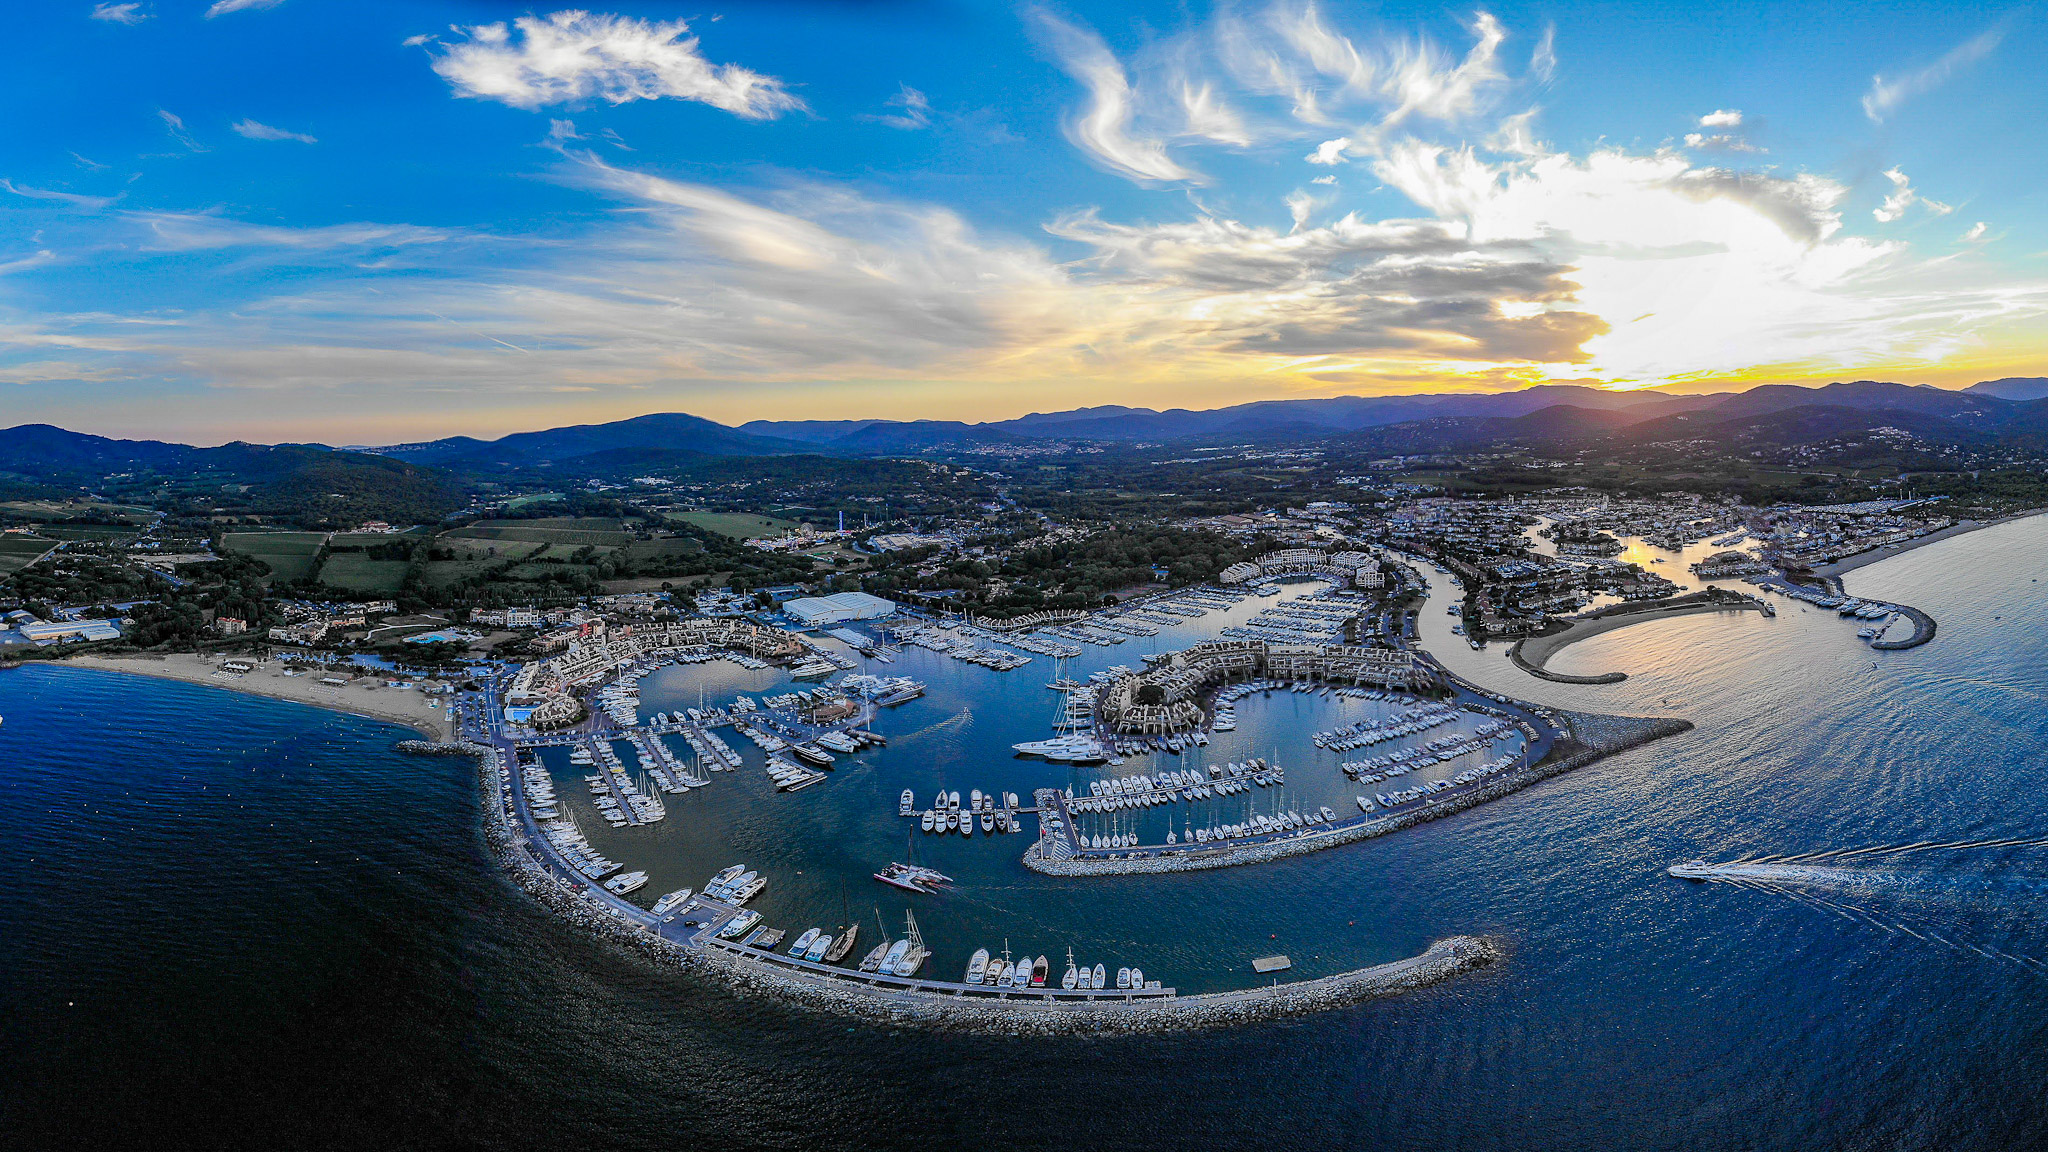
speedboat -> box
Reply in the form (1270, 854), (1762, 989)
(1668, 859), (1716, 879)
(1030, 956), (1049, 987)
(803, 933), (833, 962)
(604, 871), (648, 895)
(1092, 963), (1106, 988)
(1117, 967), (1131, 989)
(789, 928), (821, 956)
(881, 939), (910, 974)
(965, 948), (990, 984)
(651, 888), (693, 916)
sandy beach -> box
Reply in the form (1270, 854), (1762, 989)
(1815, 510), (2048, 579)
(55, 652), (457, 740)
(1513, 600), (1763, 677)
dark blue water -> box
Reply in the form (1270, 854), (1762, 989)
(5, 516), (2047, 1150)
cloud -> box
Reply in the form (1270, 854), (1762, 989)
(1529, 24), (1556, 83)
(429, 11), (804, 118)
(3, 179), (116, 209)
(1873, 167), (1950, 223)
(1684, 132), (1758, 153)
(204, 0), (283, 17)
(861, 84), (931, 130)
(1306, 137), (1351, 165)
(89, 3), (150, 24)
(1310, 174), (1336, 185)
(1863, 28), (2001, 122)
(1960, 221), (1988, 243)
(232, 118), (317, 144)
(1033, 10), (1198, 183)
(1698, 109), (1743, 128)
(156, 109), (205, 152)
(131, 212), (456, 251)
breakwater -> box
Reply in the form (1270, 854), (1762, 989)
(1023, 709), (1691, 877)
(1870, 605), (1936, 650)
(467, 736), (1506, 1032)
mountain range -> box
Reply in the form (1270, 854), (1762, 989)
(4, 380), (2047, 480)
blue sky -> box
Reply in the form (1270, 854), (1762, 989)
(2, 1), (2043, 443)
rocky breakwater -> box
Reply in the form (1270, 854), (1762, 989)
(396, 739), (492, 756)
(689, 935), (1500, 1036)
(1025, 708), (1690, 878)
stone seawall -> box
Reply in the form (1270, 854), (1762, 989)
(1024, 710), (1692, 878)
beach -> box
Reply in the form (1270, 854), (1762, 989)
(1815, 510), (2048, 579)
(53, 652), (456, 740)
(1510, 599), (1763, 681)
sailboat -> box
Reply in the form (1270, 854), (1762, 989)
(892, 910), (927, 976)
(858, 908), (892, 972)
(1062, 948), (1079, 990)
(823, 887), (860, 962)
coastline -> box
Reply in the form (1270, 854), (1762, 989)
(1814, 509), (2047, 579)
(1509, 600), (1762, 682)
(50, 652), (455, 741)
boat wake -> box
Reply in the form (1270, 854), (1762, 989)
(1670, 839), (2048, 975)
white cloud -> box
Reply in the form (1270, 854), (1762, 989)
(1306, 137), (1351, 165)
(1863, 28), (2001, 122)
(429, 11), (804, 118)
(232, 119), (317, 144)
(131, 212), (456, 251)
(401, 33), (432, 48)
(1684, 132), (1758, 154)
(1873, 167), (1950, 223)
(1033, 11), (1198, 184)
(1529, 24), (1556, 83)
(3, 179), (116, 209)
(89, 3), (149, 24)
(156, 109), (205, 152)
(1960, 221), (1988, 243)
(1698, 109), (1743, 128)
(1310, 174), (1337, 185)
(862, 85), (932, 130)
(204, 0), (283, 17)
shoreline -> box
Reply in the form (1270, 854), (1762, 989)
(1508, 600), (1762, 682)
(1022, 709), (1692, 877)
(49, 653), (455, 741)
(1814, 508), (2047, 579)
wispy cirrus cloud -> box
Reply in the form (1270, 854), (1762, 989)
(204, 0), (284, 17)
(232, 118), (317, 144)
(89, 3), (150, 24)
(1863, 27), (2002, 122)
(861, 84), (932, 130)
(3, 179), (117, 209)
(157, 109), (205, 152)
(1873, 167), (1951, 223)
(1031, 9), (1199, 183)
(427, 11), (804, 118)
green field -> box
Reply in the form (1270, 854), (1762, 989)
(219, 531), (326, 584)
(316, 553), (411, 593)
(674, 512), (806, 539)
(446, 517), (632, 547)
(32, 525), (139, 543)
(0, 500), (154, 524)
(624, 537), (704, 563)
(0, 535), (57, 575)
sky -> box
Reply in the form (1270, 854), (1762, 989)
(3, 0), (2045, 445)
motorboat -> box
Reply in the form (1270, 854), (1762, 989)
(651, 888), (693, 916)
(965, 948), (990, 984)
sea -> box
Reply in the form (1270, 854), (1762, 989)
(4, 514), (2046, 1151)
